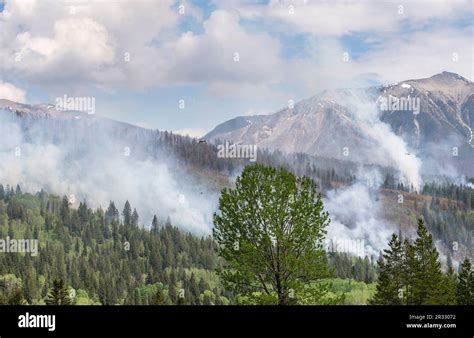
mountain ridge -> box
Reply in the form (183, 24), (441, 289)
(205, 72), (474, 177)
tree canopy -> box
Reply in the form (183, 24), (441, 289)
(213, 164), (334, 305)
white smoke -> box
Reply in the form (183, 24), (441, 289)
(0, 112), (216, 234)
(320, 91), (424, 257)
(324, 182), (396, 258)
(347, 91), (423, 189)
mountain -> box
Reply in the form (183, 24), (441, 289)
(379, 72), (473, 146)
(1, 88), (472, 264)
(205, 72), (474, 177)
(0, 98), (226, 172)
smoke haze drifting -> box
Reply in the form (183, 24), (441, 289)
(0, 111), (217, 234)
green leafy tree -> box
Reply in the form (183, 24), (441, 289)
(213, 164), (332, 305)
(0, 275), (25, 305)
(8, 288), (25, 305)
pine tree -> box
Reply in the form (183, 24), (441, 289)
(406, 219), (449, 305)
(446, 250), (454, 274)
(456, 257), (473, 305)
(152, 215), (159, 232)
(168, 284), (178, 304)
(189, 273), (200, 299)
(371, 234), (405, 304)
(60, 196), (70, 224)
(372, 219), (458, 305)
(23, 266), (39, 304)
(131, 209), (139, 227)
(45, 279), (72, 305)
(440, 271), (458, 305)
(105, 201), (119, 224)
(122, 201), (132, 227)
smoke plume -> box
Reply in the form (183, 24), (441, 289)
(0, 111), (216, 234)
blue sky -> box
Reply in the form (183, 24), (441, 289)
(1, 0), (473, 136)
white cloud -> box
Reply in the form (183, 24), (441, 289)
(287, 26), (473, 98)
(161, 10), (283, 93)
(0, 81), (26, 102)
(230, 0), (471, 36)
(355, 26), (474, 83)
(0, 0), (177, 90)
(0, 1), (283, 97)
(0, 1), (286, 92)
(0, 0), (471, 104)
(7, 17), (117, 84)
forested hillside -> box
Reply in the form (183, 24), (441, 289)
(0, 185), (228, 305)
(380, 179), (474, 261)
(1, 167), (473, 306)
(0, 184), (377, 305)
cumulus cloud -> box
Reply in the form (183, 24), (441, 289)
(158, 9), (284, 97)
(0, 0), (177, 89)
(0, 1), (283, 97)
(10, 17), (116, 82)
(1, 0), (472, 102)
(213, 0), (473, 96)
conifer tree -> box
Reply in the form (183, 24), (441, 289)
(371, 234), (405, 304)
(122, 201), (132, 227)
(131, 209), (139, 227)
(456, 257), (473, 305)
(45, 279), (72, 305)
(60, 196), (70, 224)
(152, 215), (159, 232)
(405, 219), (450, 305)
(105, 201), (119, 224)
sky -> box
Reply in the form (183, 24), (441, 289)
(0, 0), (473, 137)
